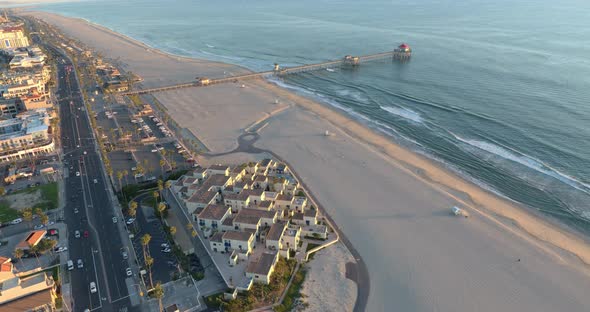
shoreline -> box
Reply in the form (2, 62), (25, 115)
(26, 10), (590, 311)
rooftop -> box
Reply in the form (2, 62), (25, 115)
(210, 232), (224, 243)
(223, 231), (253, 242)
(234, 209), (276, 225)
(197, 204), (229, 221)
(246, 252), (277, 276)
(266, 222), (286, 241)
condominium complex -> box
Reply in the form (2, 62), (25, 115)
(0, 108), (54, 163)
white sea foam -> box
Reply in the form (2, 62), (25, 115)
(335, 89), (369, 103)
(205, 44), (215, 48)
(380, 105), (424, 124)
(451, 133), (590, 194)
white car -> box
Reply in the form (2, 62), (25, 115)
(83, 151), (87, 155)
(126, 218), (135, 225)
(54, 246), (68, 253)
(34, 224), (45, 230)
(112, 217), (118, 224)
(161, 243), (170, 248)
(93, 179), (98, 184)
(90, 282), (97, 293)
(151, 149), (158, 153)
(76, 171), (80, 177)
(75, 230), (81, 238)
(77, 259), (84, 269)
(10, 218), (23, 225)
(126, 268), (132, 277)
(161, 248), (171, 253)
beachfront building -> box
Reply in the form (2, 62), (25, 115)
(0, 109), (54, 163)
(265, 222), (287, 251)
(0, 23), (29, 49)
(245, 252), (279, 285)
(0, 256), (57, 311)
(172, 159), (333, 290)
(7, 47), (47, 69)
(195, 204), (232, 231)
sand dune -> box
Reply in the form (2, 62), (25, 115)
(27, 11), (590, 312)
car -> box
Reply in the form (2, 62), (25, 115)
(74, 230), (81, 238)
(126, 218), (135, 225)
(126, 268), (132, 277)
(131, 167), (137, 171)
(112, 217), (118, 223)
(10, 218), (23, 225)
(147, 176), (157, 181)
(74, 208), (79, 214)
(161, 248), (171, 253)
(161, 243), (170, 248)
(48, 221), (55, 226)
(48, 229), (59, 236)
(121, 251), (128, 260)
(83, 151), (87, 155)
(93, 179), (98, 184)
(134, 173), (143, 178)
(54, 246), (68, 253)
(34, 224), (45, 230)
(90, 282), (97, 293)
(76, 171), (80, 177)
(77, 259), (83, 269)
(83, 230), (89, 238)
(150, 149), (158, 153)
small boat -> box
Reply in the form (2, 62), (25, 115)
(326, 68), (335, 72)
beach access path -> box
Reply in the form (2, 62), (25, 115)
(27, 10), (590, 312)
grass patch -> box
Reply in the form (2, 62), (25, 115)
(274, 268), (308, 312)
(305, 243), (320, 252)
(143, 196), (157, 208)
(166, 169), (189, 181)
(0, 201), (21, 223)
(204, 292), (226, 309)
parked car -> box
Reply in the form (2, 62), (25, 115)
(112, 217), (118, 224)
(83, 230), (89, 238)
(76, 171), (80, 177)
(77, 259), (84, 269)
(126, 268), (132, 277)
(48, 229), (59, 236)
(34, 224), (45, 230)
(90, 282), (97, 293)
(10, 218), (23, 225)
(161, 248), (171, 253)
(121, 250), (128, 260)
(126, 218), (135, 225)
(75, 230), (81, 238)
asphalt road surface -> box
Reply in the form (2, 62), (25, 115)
(41, 36), (138, 312)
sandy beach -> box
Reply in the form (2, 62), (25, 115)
(27, 11), (590, 312)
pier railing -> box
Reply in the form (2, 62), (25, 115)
(120, 50), (399, 96)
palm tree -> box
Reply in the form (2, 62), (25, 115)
(152, 191), (159, 211)
(145, 255), (154, 289)
(34, 208), (43, 218)
(0, 186), (5, 196)
(13, 249), (24, 272)
(157, 202), (166, 222)
(159, 159), (166, 174)
(129, 201), (138, 218)
(22, 208), (33, 228)
(30, 245), (42, 267)
(123, 169), (129, 186)
(40, 214), (49, 227)
(169, 226), (176, 238)
(152, 282), (165, 312)
(116, 170), (124, 191)
(164, 180), (172, 191)
(140, 233), (151, 265)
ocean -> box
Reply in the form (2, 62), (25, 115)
(36, 0), (590, 234)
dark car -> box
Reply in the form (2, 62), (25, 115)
(83, 230), (89, 238)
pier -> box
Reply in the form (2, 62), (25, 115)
(121, 45), (411, 96)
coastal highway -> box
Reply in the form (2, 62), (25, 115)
(41, 35), (138, 312)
